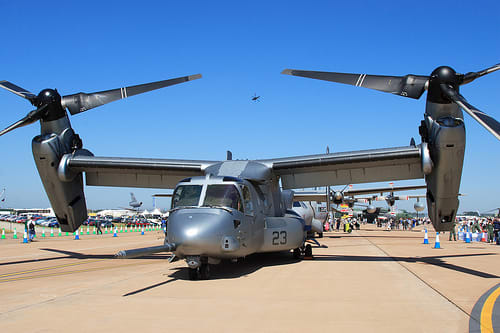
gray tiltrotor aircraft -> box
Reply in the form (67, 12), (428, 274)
(1, 63), (499, 279)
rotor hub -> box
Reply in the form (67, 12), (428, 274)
(430, 66), (459, 87)
(427, 66), (460, 104)
(35, 89), (66, 121)
(36, 89), (61, 107)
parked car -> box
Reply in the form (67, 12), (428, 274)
(100, 221), (114, 228)
(48, 221), (59, 228)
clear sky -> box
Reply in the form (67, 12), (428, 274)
(0, 1), (498, 214)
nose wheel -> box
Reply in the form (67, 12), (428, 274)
(187, 260), (210, 280)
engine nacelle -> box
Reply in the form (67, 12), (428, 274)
(366, 205), (377, 214)
(414, 202), (425, 212)
(32, 117), (88, 232)
(422, 103), (465, 231)
(331, 191), (343, 205)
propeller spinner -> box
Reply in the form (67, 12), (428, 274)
(0, 74), (202, 137)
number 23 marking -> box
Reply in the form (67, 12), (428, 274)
(272, 231), (287, 245)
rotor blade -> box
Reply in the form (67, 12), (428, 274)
(62, 74), (202, 115)
(0, 104), (48, 137)
(281, 69), (428, 99)
(441, 84), (500, 140)
(0, 81), (37, 102)
(462, 63), (500, 85)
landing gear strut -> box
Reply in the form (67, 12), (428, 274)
(187, 256), (211, 280)
(292, 244), (313, 259)
(304, 244), (313, 258)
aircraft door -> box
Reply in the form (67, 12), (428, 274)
(241, 185), (261, 248)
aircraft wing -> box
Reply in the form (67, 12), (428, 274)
(344, 184), (427, 196)
(65, 153), (216, 189)
(264, 145), (423, 189)
(292, 191), (328, 202)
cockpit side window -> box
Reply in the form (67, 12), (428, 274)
(171, 185), (202, 208)
(241, 185), (254, 215)
(293, 201), (302, 207)
(203, 185), (243, 212)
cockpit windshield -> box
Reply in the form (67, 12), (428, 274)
(203, 185), (243, 212)
(171, 185), (202, 209)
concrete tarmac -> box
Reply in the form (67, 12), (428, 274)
(1, 225), (499, 332)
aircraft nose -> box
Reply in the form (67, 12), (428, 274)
(167, 208), (235, 256)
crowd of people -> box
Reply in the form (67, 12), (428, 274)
(323, 214), (500, 244)
(451, 217), (500, 243)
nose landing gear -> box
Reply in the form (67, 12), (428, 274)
(186, 256), (211, 280)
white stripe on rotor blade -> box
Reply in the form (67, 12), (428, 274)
(359, 74), (366, 87)
(355, 75), (362, 86)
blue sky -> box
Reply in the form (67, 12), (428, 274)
(0, 1), (498, 213)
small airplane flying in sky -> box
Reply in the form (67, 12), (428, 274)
(0, 62), (498, 279)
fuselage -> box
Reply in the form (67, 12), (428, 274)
(166, 175), (306, 264)
(291, 201), (327, 234)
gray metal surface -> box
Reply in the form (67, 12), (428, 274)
(64, 154), (214, 189)
(265, 146), (422, 189)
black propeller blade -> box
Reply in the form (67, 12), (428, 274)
(461, 63), (500, 85)
(281, 69), (428, 99)
(440, 84), (500, 140)
(62, 74), (202, 115)
(283, 64), (500, 140)
(0, 81), (37, 103)
(0, 74), (202, 136)
(0, 105), (48, 137)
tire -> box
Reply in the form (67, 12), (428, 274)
(305, 244), (312, 257)
(293, 248), (301, 259)
(199, 263), (210, 280)
(188, 268), (198, 280)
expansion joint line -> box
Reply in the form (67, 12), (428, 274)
(356, 230), (477, 325)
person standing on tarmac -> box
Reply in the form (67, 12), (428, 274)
(449, 220), (457, 241)
(493, 219), (500, 245)
(487, 220), (495, 243)
(96, 220), (103, 235)
(472, 219), (481, 233)
(28, 219), (36, 241)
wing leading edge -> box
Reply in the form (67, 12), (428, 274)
(264, 146), (423, 189)
(65, 154), (216, 189)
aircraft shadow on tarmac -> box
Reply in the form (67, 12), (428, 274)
(0, 248), (172, 267)
(123, 252), (302, 296)
(28, 248), (300, 295)
(312, 253), (500, 278)
(326, 234), (424, 239)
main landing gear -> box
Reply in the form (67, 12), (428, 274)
(292, 244), (313, 259)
